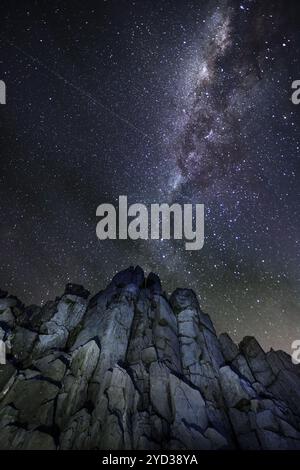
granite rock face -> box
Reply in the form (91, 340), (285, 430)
(0, 266), (300, 450)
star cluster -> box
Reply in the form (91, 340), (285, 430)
(0, 0), (299, 352)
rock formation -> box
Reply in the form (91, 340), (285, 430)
(0, 267), (300, 450)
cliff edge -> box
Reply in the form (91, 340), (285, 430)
(0, 266), (300, 450)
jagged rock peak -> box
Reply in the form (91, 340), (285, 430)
(64, 283), (90, 299)
(0, 266), (299, 450)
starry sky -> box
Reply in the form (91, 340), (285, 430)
(0, 0), (300, 352)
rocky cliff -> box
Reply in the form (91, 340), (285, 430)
(0, 266), (300, 450)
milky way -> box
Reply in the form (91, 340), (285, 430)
(0, 0), (299, 352)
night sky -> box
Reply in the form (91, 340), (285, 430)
(0, 0), (300, 352)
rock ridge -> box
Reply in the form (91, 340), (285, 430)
(0, 266), (299, 450)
